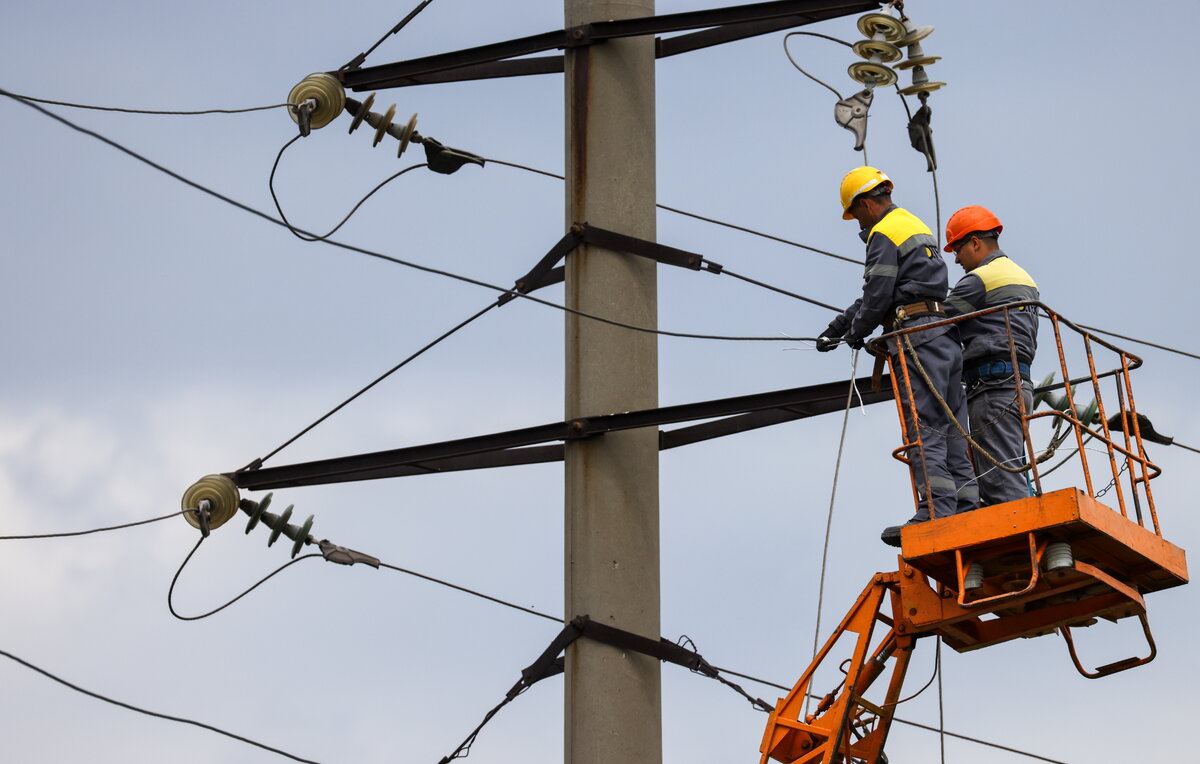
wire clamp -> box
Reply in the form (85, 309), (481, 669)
(317, 539), (381, 568)
(834, 88), (873, 151)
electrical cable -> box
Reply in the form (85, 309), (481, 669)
(483, 157), (864, 265)
(168, 536), (323, 621)
(440, 685), (528, 763)
(0, 648), (321, 763)
(269, 133), (429, 242)
(713, 668), (1065, 762)
(491, 154), (1193, 357)
(782, 31), (848, 100)
(0, 510), (187, 539)
(338, 0), (436, 72)
(378, 561), (562, 624)
(0, 91), (291, 115)
(251, 301), (499, 468)
(1076, 324), (1200, 362)
(805, 349), (859, 716)
(1172, 440), (1200, 455)
(0, 92), (803, 344)
(715, 266), (842, 312)
(936, 638), (946, 764)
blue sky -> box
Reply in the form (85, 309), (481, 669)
(2, 1), (1198, 762)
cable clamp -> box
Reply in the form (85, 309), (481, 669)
(318, 539), (381, 568)
(701, 259), (724, 275)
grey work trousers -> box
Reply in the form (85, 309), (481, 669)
(968, 377), (1034, 506)
(893, 332), (978, 521)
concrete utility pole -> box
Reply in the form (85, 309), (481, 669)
(563, 0), (660, 762)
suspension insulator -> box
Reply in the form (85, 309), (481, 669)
(900, 24), (935, 47)
(849, 61), (898, 88)
(181, 475), (240, 531)
(347, 93), (376, 134)
(895, 55), (942, 71)
(287, 73), (346, 131)
(372, 104), (397, 147)
(856, 13), (906, 43)
(291, 515), (315, 558)
(268, 505), (294, 547)
(852, 39), (903, 63)
(389, 112), (420, 156)
(242, 493), (273, 533)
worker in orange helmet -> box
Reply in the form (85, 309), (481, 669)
(818, 168), (977, 546)
(943, 205), (1039, 506)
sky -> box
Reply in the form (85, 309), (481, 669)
(2, 1), (1199, 762)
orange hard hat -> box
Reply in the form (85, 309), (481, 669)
(944, 206), (1003, 252)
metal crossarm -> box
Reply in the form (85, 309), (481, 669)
(230, 375), (892, 490)
(334, 0), (881, 90)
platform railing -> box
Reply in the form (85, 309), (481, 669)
(869, 301), (1162, 536)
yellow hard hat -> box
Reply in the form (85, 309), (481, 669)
(839, 166), (893, 219)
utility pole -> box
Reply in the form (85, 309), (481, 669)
(563, 0), (660, 762)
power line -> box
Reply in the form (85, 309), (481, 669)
(485, 157), (864, 265)
(1, 91), (807, 344)
(168, 536), (324, 621)
(338, 0), (437, 72)
(0, 648), (321, 763)
(379, 562), (562, 623)
(7, 90), (1190, 364)
(0, 510), (187, 539)
(162, 520), (1062, 762)
(0, 91), (290, 115)
(269, 132), (429, 242)
(1078, 324), (1200, 362)
(253, 301), (499, 467)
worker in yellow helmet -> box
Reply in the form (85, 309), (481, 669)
(817, 167), (977, 545)
(943, 205), (1039, 506)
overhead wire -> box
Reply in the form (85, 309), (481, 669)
(0, 91), (292, 115)
(0, 648), (321, 763)
(269, 132), (430, 243)
(0, 510), (187, 539)
(7, 91), (1191, 361)
(168, 536), (324, 621)
(251, 301), (499, 467)
(483, 157), (863, 264)
(782, 31), (851, 100)
(0, 91), (806, 344)
(338, 0), (437, 72)
(805, 349), (859, 716)
(378, 562), (562, 624)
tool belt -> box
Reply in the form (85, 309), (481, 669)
(873, 299), (947, 391)
(883, 299), (946, 331)
(965, 356), (1032, 385)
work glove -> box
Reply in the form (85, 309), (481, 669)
(816, 335), (841, 352)
(846, 336), (865, 350)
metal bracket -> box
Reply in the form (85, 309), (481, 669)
(907, 101), (936, 171)
(834, 88), (872, 151)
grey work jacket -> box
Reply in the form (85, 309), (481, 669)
(944, 249), (1039, 367)
(825, 204), (950, 348)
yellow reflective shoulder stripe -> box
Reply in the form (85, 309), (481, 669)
(870, 208), (933, 247)
(974, 257), (1037, 291)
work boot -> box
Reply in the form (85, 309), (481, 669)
(880, 524), (905, 547)
(881, 516), (927, 547)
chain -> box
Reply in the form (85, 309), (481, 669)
(1094, 459), (1130, 498)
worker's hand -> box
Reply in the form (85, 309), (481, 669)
(816, 335), (841, 353)
(846, 336), (865, 350)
